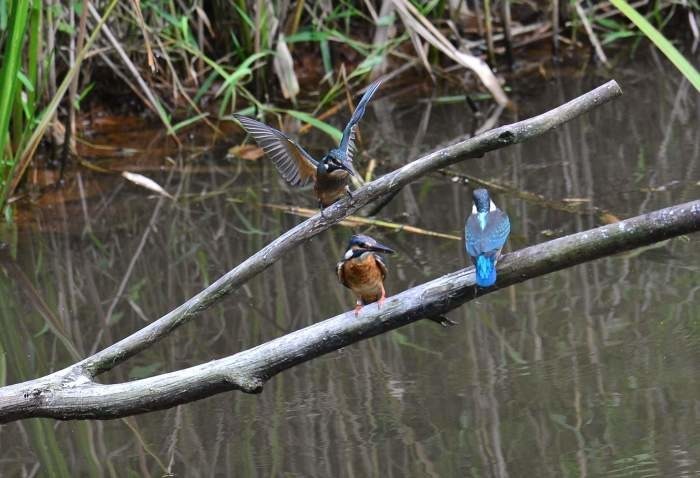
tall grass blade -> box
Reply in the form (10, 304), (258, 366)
(611, 0), (700, 90)
(284, 110), (343, 142)
(0, 0), (29, 182)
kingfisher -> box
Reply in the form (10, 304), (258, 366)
(465, 188), (511, 288)
(337, 234), (395, 316)
(234, 80), (382, 210)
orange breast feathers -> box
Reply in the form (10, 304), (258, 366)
(338, 253), (387, 304)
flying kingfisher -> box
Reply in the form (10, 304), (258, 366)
(233, 80), (382, 210)
(465, 188), (511, 288)
(337, 234), (395, 316)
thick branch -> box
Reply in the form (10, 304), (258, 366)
(77, 80), (623, 376)
(1, 200), (696, 423)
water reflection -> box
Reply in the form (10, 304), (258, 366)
(1, 52), (699, 476)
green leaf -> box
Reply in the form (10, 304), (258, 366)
(172, 113), (209, 133)
(284, 109), (343, 142)
(285, 30), (330, 43)
(611, 0), (700, 91)
(602, 30), (638, 45)
(320, 39), (332, 75)
(16, 70), (34, 92)
(76, 82), (95, 108)
(594, 17), (625, 30)
(57, 19), (75, 34)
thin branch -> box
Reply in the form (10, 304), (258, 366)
(0, 200), (697, 422)
(574, 1), (611, 68)
(74, 80), (622, 377)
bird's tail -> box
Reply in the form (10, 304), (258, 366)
(475, 255), (497, 287)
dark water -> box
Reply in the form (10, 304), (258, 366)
(1, 51), (699, 476)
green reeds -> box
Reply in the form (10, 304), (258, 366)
(0, 0), (119, 215)
(0, 0), (30, 208)
(611, 0), (700, 91)
(0, 0), (698, 223)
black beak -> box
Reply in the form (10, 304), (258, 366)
(339, 160), (355, 176)
(368, 242), (395, 254)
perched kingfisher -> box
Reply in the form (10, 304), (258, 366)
(234, 80), (382, 209)
(465, 188), (511, 288)
(337, 234), (395, 316)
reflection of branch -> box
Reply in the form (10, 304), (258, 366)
(0, 200), (697, 422)
(7, 82), (624, 384)
(0, 249), (81, 360)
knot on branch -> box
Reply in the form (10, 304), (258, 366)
(498, 130), (515, 143)
(220, 372), (264, 394)
(23, 387), (50, 403)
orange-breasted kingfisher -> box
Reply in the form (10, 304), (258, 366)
(465, 188), (511, 287)
(233, 80), (382, 210)
(337, 234), (395, 316)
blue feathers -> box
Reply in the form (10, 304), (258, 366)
(337, 79), (382, 160)
(475, 255), (497, 287)
(465, 189), (511, 288)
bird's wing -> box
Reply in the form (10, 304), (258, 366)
(482, 210), (510, 256)
(235, 115), (318, 187)
(465, 210), (510, 258)
(337, 79), (382, 163)
(465, 215), (482, 260)
(337, 261), (349, 288)
(374, 253), (388, 281)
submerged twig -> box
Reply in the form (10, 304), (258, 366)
(260, 203), (461, 240)
(438, 169), (621, 224)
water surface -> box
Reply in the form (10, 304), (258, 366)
(1, 51), (699, 476)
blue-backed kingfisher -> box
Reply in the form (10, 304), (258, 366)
(337, 234), (395, 316)
(234, 80), (382, 209)
(465, 188), (510, 287)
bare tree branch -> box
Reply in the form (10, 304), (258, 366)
(73, 80), (623, 378)
(1, 199), (697, 423)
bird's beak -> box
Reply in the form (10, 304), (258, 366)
(339, 161), (355, 176)
(369, 242), (395, 254)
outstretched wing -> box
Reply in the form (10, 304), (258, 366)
(336, 79), (382, 163)
(234, 115), (318, 187)
(465, 210), (510, 259)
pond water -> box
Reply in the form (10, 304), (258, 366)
(1, 49), (699, 476)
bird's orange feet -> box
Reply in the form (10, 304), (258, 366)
(377, 286), (387, 309)
(354, 301), (363, 317)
